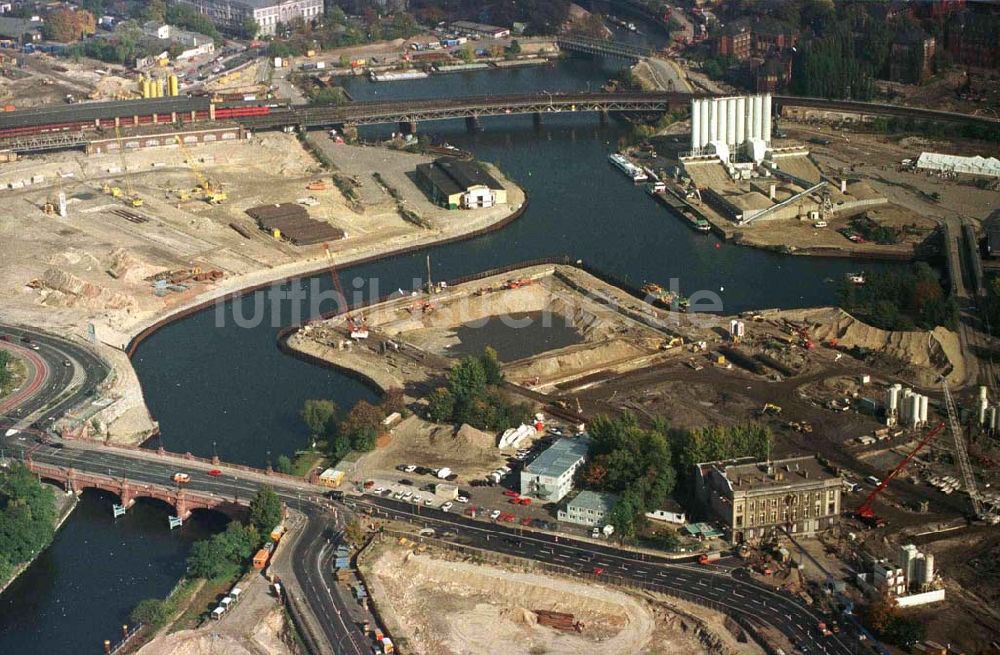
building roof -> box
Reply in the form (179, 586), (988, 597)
(416, 161), (464, 197)
(525, 436), (590, 478)
(700, 456), (837, 492)
(567, 490), (617, 513)
(916, 152), (1000, 178)
(451, 20), (506, 33)
(0, 17), (41, 38)
(417, 157), (504, 196)
(0, 96), (210, 131)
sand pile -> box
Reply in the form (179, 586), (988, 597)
(39, 268), (138, 311)
(455, 423), (496, 450)
(505, 338), (654, 383)
(134, 631), (256, 655)
(805, 308), (964, 385)
(105, 247), (161, 282)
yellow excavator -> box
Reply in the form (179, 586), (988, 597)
(174, 136), (227, 204)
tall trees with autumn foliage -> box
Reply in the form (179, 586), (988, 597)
(42, 9), (96, 43)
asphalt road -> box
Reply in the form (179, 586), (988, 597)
(0, 323), (108, 442)
(350, 495), (864, 655)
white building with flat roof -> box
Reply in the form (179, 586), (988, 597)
(558, 490), (618, 527)
(519, 436), (589, 502)
(175, 0), (324, 36)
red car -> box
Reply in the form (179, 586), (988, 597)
(517, 497), (532, 506)
(593, 567), (605, 575)
(520, 518), (532, 526)
(502, 490), (519, 497)
(501, 513), (516, 522)
(508, 498), (520, 505)
(208, 469), (222, 477)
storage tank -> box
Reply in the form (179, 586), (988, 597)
(735, 96), (746, 145)
(691, 99), (702, 151)
(726, 97), (737, 147)
(887, 385), (900, 415)
(980, 385), (988, 402)
(752, 95), (764, 141)
(702, 99), (711, 146)
(922, 552), (934, 586)
(762, 93), (772, 143)
(746, 96), (755, 143)
(141, 76), (151, 99)
(907, 394), (921, 427)
(979, 399), (988, 425)
(991, 405), (999, 430)
(919, 394), (929, 424)
(168, 74), (179, 97)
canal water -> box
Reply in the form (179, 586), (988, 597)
(0, 490), (226, 655)
(3, 52), (905, 653)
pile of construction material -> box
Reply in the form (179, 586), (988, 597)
(533, 609), (584, 632)
(246, 203), (345, 246)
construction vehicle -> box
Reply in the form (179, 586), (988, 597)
(698, 552), (721, 565)
(306, 180), (328, 191)
(941, 380), (1000, 524)
(660, 336), (684, 350)
(174, 136), (227, 204)
(851, 421), (945, 528)
(759, 403), (782, 416)
(114, 126), (143, 207)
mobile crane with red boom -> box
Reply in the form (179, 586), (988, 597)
(851, 421), (945, 528)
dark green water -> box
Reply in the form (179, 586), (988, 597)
(0, 490), (226, 654)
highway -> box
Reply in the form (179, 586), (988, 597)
(349, 495), (861, 655)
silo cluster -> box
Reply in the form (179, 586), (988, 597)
(886, 383), (929, 428)
(976, 386), (999, 431)
(689, 93), (772, 154)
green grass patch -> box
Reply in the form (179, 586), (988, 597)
(290, 451), (326, 477)
(168, 575), (234, 633)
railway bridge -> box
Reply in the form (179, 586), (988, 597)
(27, 459), (246, 520)
(555, 35), (651, 60)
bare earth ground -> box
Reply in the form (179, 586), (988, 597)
(0, 134), (522, 442)
(364, 543), (753, 655)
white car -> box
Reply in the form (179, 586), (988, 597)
(401, 492), (412, 501)
(404, 465), (417, 473)
(374, 486), (385, 494)
(455, 495), (468, 503)
(424, 498), (434, 506)
(393, 492), (403, 499)
(441, 501), (453, 512)
(490, 510), (501, 520)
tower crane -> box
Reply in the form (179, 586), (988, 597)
(174, 136), (227, 204)
(852, 421), (945, 528)
(114, 126), (142, 208)
(941, 379), (999, 523)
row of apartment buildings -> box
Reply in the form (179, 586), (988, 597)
(174, 0), (323, 36)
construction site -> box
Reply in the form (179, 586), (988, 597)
(0, 131), (522, 442)
(291, 259), (1000, 652)
(359, 535), (757, 655)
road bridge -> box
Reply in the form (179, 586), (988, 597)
(26, 460), (246, 520)
(555, 35), (651, 60)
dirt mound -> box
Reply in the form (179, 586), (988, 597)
(38, 268), (138, 311)
(801, 308), (964, 386)
(135, 630), (255, 655)
(455, 423), (496, 450)
(105, 247), (160, 283)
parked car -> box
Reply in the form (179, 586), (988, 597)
(490, 510), (502, 520)
(503, 490), (519, 497)
(455, 495), (468, 503)
(441, 501), (453, 512)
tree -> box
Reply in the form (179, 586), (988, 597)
(382, 387), (406, 416)
(480, 346), (504, 385)
(275, 455), (292, 474)
(249, 486), (282, 535)
(42, 8), (96, 42)
(0, 350), (12, 389)
(427, 387), (455, 423)
(240, 18), (259, 40)
(130, 598), (167, 627)
(143, 0), (167, 24)
(459, 43), (476, 63)
(344, 518), (365, 545)
(301, 399), (338, 437)
(0, 464), (56, 567)
(341, 400), (384, 452)
(508, 39), (522, 55)
(449, 356), (487, 402)
(187, 521), (260, 579)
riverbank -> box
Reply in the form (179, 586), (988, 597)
(0, 135), (524, 446)
(0, 483), (77, 597)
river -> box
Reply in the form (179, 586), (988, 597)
(3, 52), (903, 653)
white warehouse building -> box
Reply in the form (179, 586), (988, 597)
(690, 94), (772, 162)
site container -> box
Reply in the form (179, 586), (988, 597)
(253, 548), (270, 569)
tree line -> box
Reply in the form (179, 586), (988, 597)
(838, 261), (958, 332)
(302, 388), (405, 463)
(0, 350), (13, 390)
(0, 464), (57, 584)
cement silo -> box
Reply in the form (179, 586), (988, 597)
(726, 98), (737, 148)
(735, 96), (746, 144)
(762, 94), (773, 142)
(752, 95), (764, 142)
(700, 99), (710, 148)
(919, 395), (929, 425)
(691, 99), (702, 151)
(887, 384), (901, 417)
(922, 553), (935, 586)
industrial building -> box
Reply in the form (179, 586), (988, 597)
(519, 436), (590, 502)
(415, 157), (507, 210)
(450, 21), (511, 39)
(174, 0), (324, 36)
(558, 490), (617, 527)
(689, 93), (772, 161)
(859, 543), (945, 607)
(645, 499), (687, 526)
(695, 455), (842, 544)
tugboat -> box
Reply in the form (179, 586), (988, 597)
(847, 272), (866, 285)
(641, 282), (686, 310)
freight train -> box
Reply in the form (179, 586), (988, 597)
(0, 96), (286, 141)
